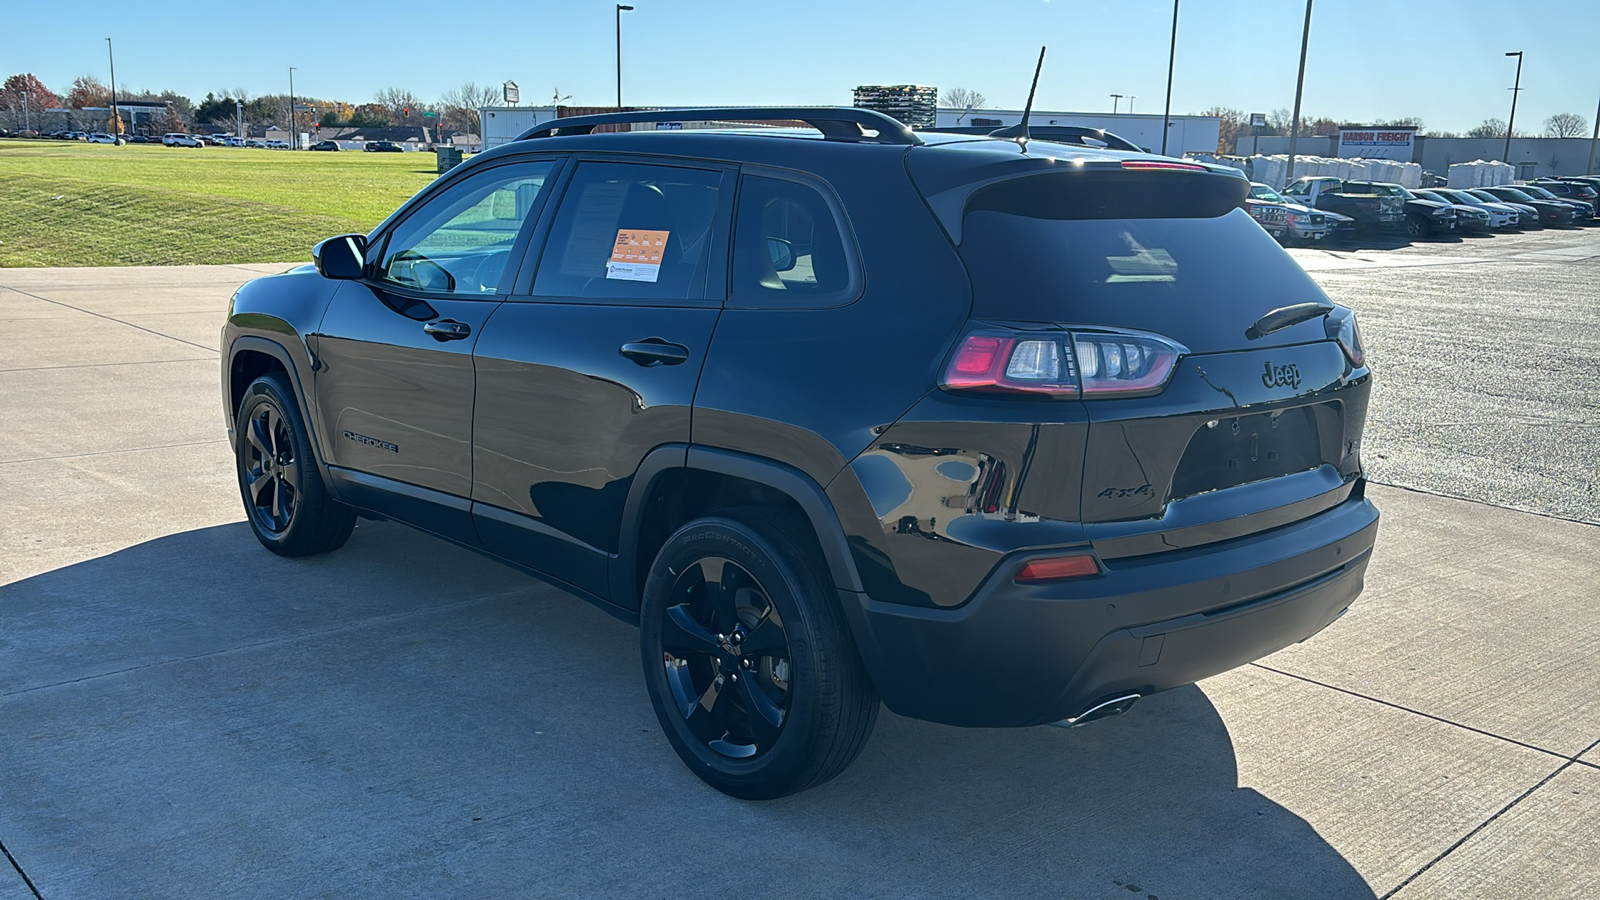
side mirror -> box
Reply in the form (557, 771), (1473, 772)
(766, 237), (796, 273)
(313, 234), (367, 280)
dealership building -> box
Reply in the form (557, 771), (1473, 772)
(1254, 126), (1598, 180)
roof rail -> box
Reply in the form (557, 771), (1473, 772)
(513, 107), (924, 146)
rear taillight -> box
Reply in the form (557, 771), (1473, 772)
(942, 327), (1185, 399)
(1120, 160), (1207, 172)
(1326, 309), (1364, 368)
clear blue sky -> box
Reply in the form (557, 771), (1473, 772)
(11, 0), (1599, 133)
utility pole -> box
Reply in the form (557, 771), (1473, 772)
(1588, 91), (1599, 174)
(616, 4), (634, 108)
(22, 92), (28, 133)
(1110, 94), (1123, 114)
(1285, 0), (1314, 183)
(1503, 51), (1523, 164)
(106, 38), (120, 135)
(1160, 0), (1178, 155)
(236, 100), (243, 140)
(288, 67), (297, 149)
(1129, 96), (1136, 113)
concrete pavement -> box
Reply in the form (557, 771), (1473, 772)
(2, 263), (1598, 898)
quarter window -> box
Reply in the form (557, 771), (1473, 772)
(379, 160), (556, 295)
(533, 162), (724, 302)
(730, 175), (855, 308)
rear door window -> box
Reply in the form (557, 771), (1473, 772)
(531, 161), (726, 303)
(729, 173), (859, 308)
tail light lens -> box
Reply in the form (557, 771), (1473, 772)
(1326, 309), (1364, 368)
(940, 325), (1185, 399)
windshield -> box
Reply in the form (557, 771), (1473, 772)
(1522, 186), (1559, 200)
(1249, 185), (1286, 202)
(1495, 188), (1538, 202)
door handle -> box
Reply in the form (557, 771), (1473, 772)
(620, 339), (690, 367)
(423, 319), (471, 341)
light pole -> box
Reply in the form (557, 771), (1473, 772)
(1110, 93), (1124, 114)
(1129, 95), (1136, 113)
(288, 67), (297, 149)
(235, 100), (243, 140)
(1588, 91), (1599, 174)
(106, 38), (120, 136)
(1285, 0), (1314, 183)
(616, 4), (634, 108)
(1160, 0), (1178, 155)
(1503, 51), (1523, 164)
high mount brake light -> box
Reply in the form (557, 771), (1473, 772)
(1120, 160), (1207, 172)
(941, 327), (1186, 399)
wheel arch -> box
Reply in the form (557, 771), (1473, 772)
(226, 336), (336, 492)
(612, 446), (866, 614)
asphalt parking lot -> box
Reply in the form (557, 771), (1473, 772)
(2, 230), (1598, 899)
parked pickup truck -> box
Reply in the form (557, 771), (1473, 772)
(1245, 182), (1331, 244)
(1284, 177), (1405, 231)
(1340, 181), (1457, 237)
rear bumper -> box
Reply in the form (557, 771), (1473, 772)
(839, 489), (1379, 727)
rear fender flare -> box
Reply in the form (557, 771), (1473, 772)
(611, 446), (866, 613)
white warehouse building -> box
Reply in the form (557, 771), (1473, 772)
(935, 108), (1221, 156)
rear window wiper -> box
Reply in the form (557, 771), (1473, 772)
(1246, 301), (1334, 340)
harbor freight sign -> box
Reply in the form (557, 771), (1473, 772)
(1338, 127), (1416, 161)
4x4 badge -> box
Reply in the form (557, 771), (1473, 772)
(1261, 361), (1302, 389)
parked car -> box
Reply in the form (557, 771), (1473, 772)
(126, 134), (153, 144)
(220, 107), (1379, 799)
(1464, 189), (1541, 228)
(1283, 177), (1405, 231)
(309, 140), (341, 151)
(1479, 186), (1575, 226)
(1422, 188), (1520, 230)
(1413, 189), (1493, 233)
(363, 140), (404, 152)
(87, 133), (118, 145)
(1340, 181), (1456, 237)
(1525, 182), (1596, 222)
(1244, 182), (1331, 243)
(245, 139), (268, 149)
(224, 137), (246, 147)
(164, 133), (204, 147)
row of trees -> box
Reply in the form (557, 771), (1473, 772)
(1, 73), (505, 137)
(1205, 107), (1591, 155)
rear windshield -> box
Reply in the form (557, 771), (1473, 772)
(958, 176), (1333, 353)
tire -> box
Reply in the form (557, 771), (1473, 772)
(639, 508), (879, 799)
(1405, 215), (1425, 238)
(235, 373), (356, 556)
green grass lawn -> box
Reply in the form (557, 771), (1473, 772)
(0, 140), (439, 267)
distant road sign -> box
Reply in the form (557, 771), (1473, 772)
(422, 111), (438, 117)
(1250, 112), (1267, 128)
(503, 80), (520, 105)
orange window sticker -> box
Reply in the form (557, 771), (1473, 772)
(606, 229), (670, 282)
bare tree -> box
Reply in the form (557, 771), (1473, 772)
(438, 81), (500, 135)
(1544, 112), (1588, 138)
(942, 87), (987, 122)
(373, 87), (424, 125)
(1465, 118), (1506, 139)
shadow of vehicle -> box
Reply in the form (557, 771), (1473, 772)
(0, 521), (1377, 899)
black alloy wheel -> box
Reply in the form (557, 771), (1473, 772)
(243, 403), (298, 534)
(640, 510), (879, 799)
(234, 373), (356, 556)
(1405, 215), (1425, 238)
(660, 556), (793, 760)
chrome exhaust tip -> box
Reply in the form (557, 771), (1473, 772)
(1049, 693), (1141, 728)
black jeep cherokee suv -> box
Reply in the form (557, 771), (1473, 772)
(221, 107), (1379, 799)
